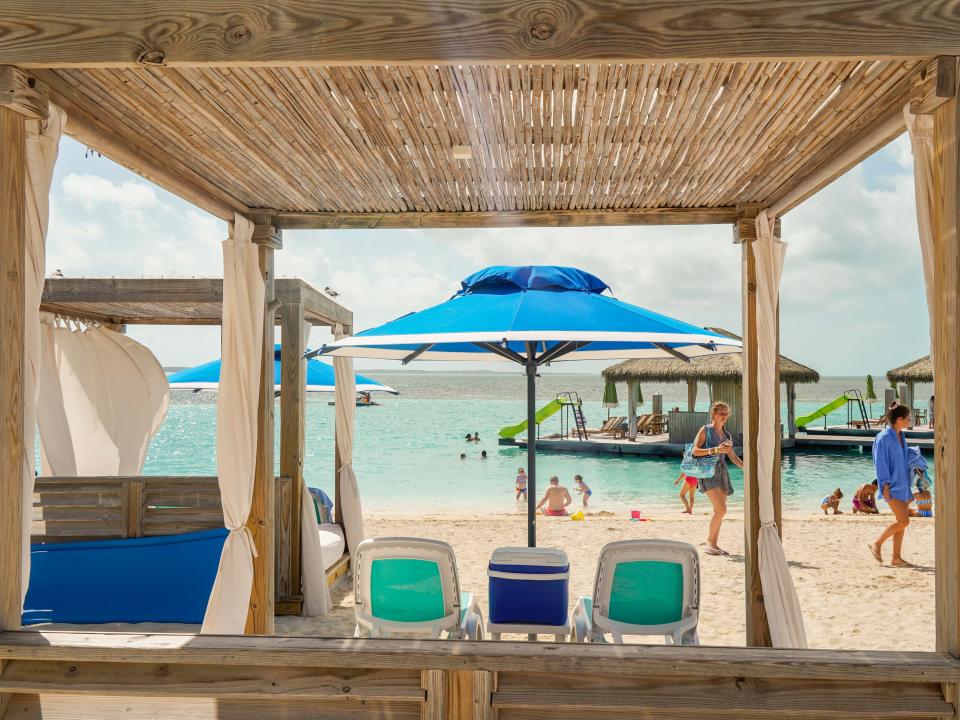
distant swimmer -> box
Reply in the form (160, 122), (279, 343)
(536, 476), (572, 517)
(480, 450), (487, 459)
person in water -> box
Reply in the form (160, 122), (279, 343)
(820, 488), (844, 515)
(852, 480), (879, 514)
(464, 433), (472, 442)
(459, 453), (466, 460)
(480, 450), (487, 459)
(869, 404), (919, 567)
(472, 432), (481, 442)
(573, 474), (592, 508)
(674, 469), (698, 514)
(515, 467), (527, 501)
(536, 476), (572, 516)
(910, 473), (933, 518)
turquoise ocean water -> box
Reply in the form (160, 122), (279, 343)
(146, 373), (933, 515)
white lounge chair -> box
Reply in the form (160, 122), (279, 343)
(353, 537), (484, 640)
(572, 539), (700, 645)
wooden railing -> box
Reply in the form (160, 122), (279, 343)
(31, 476), (303, 610)
(0, 632), (956, 719)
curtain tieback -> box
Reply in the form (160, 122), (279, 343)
(226, 525), (259, 559)
(760, 520), (779, 530)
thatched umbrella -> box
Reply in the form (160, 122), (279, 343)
(886, 355), (932, 413)
(602, 328), (820, 440)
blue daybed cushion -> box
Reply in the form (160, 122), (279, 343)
(23, 527), (228, 625)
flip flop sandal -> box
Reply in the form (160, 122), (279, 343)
(704, 547), (724, 556)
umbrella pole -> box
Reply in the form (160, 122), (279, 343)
(526, 362), (537, 547)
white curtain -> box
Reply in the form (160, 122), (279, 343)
(202, 214), (264, 634)
(333, 325), (365, 554)
(903, 104), (936, 356)
(21, 104), (64, 605)
(753, 211), (807, 648)
(37, 316), (169, 476)
(300, 320), (332, 616)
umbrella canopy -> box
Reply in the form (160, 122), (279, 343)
(168, 345), (398, 394)
(602, 381), (619, 408)
(322, 265), (740, 546)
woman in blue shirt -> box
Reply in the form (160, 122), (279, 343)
(869, 404), (918, 567)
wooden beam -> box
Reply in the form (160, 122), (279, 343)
(278, 303), (305, 609)
(29, 70), (246, 221)
(934, 58), (960, 661)
(0, 104), (27, 717)
(275, 207), (738, 230)
(0, 66), (47, 120)
(738, 214), (771, 648)
(245, 242), (276, 635)
(3, 2), (960, 67)
(2, 632), (960, 682)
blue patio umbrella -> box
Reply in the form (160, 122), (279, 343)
(168, 345), (398, 395)
(320, 265), (739, 545)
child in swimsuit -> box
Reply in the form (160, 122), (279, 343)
(674, 471), (698, 514)
(910, 473), (933, 517)
(515, 468), (527, 501)
(820, 488), (843, 515)
(574, 474), (592, 508)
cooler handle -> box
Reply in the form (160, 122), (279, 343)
(488, 570), (570, 581)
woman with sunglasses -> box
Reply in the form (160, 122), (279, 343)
(691, 401), (744, 556)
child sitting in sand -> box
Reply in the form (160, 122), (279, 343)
(674, 470), (697, 514)
(573, 474), (592, 508)
(515, 468), (527, 501)
(910, 472), (933, 517)
(852, 480), (879, 514)
(821, 488), (844, 515)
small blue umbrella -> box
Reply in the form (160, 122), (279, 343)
(321, 265), (738, 546)
(168, 345), (398, 394)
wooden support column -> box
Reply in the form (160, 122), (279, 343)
(627, 380), (638, 439)
(933, 58), (960, 667)
(687, 379), (698, 411)
(0, 105), (26, 717)
(245, 225), (279, 635)
(333, 323), (351, 532)
(785, 381), (797, 440)
(278, 302), (305, 614)
(736, 214), (783, 648)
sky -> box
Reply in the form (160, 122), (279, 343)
(46, 135), (928, 376)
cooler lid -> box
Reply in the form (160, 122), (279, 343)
(489, 546), (569, 568)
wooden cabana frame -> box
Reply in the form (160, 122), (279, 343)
(35, 276), (354, 622)
(3, 2), (960, 718)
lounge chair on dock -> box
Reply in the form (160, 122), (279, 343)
(353, 537), (484, 640)
(587, 416), (626, 436)
(573, 539), (700, 645)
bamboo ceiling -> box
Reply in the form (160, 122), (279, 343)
(46, 59), (927, 215)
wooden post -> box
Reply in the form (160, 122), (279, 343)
(333, 323), (351, 532)
(933, 58), (960, 664)
(245, 235), (276, 635)
(627, 379), (638, 439)
(0, 104), (26, 717)
(737, 214), (778, 648)
(687, 378), (698, 411)
(786, 381), (797, 440)
(278, 302), (305, 612)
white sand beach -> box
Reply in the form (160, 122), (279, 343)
(273, 509), (936, 651)
(33, 510), (934, 651)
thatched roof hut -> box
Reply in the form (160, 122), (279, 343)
(602, 329), (820, 385)
(887, 355), (932, 384)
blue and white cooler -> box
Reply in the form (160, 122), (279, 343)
(486, 546), (571, 640)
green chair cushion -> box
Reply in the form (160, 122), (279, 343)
(370, 558), (445, 622)
(607, 560), (683, 626)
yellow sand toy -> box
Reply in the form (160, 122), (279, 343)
(570, 511), (585, 521)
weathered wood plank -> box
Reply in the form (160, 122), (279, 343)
(275, 207), (738, 229)
(0, 103), (27, 719)
(2, 633), (959, 683)
(933, 56), (960, 705)
(245, 242), (275, 635)
(40, 278), (349, 329)
(279, 303), (305, 602)
(0, 660), (425, 701)
(2, 1), (959, 67)
(4, 693), (422, 720)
